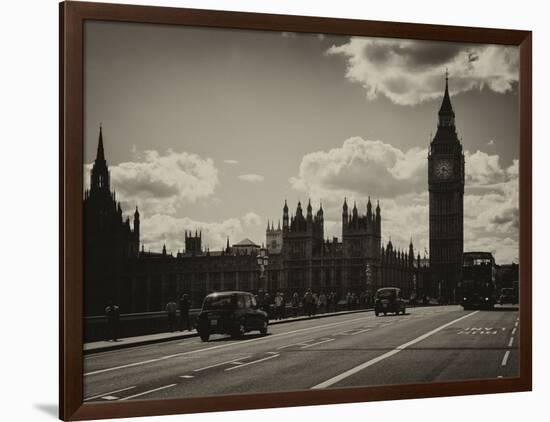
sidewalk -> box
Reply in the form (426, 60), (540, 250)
(84, 307), (373, 355)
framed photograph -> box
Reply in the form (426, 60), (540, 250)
(60, 1), (532, 420)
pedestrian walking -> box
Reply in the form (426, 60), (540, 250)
(105, 301), (120, 341)
(178, 293), (191, 331)
(262, 291), (272, 317)
(319, 292), (327, 313)
(165, 298), (178, 332)
(303, 289), (314, 317)
(330, 291), (338, 312)
(291, 292), (300, 317)
(274, 292), (284, 320)
(346, 291), (353, 311)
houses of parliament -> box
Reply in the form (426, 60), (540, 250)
(84, 77), (462, 316)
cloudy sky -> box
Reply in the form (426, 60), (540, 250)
(84, 21), (519, 264)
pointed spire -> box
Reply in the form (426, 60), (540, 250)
(283, 199), (288, 212)
(134, 205), (139, 217)
(439, 69), (453, 114)
(226, 236), (230, 251)
(96, 124), (106, 162)
(343, 197), (348, 212)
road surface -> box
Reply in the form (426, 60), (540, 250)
(83, 305), (519, 402)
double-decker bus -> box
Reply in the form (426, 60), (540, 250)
(460, 252), (497, 310)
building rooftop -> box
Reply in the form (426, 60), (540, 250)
(233, 238), (260, 247)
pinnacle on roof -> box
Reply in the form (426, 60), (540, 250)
(96, 124), (106, 163)
(439, 70), (455, 117)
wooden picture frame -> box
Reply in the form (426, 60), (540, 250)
(60, 1), (532, 420)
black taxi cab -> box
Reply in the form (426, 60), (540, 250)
(374, 287), (407, 316)
(196, 291), (269, 342)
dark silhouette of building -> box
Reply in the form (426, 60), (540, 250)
(84, 126), (140, 316)
(184, 230), (202, 256)
(428, 74), (465, 302)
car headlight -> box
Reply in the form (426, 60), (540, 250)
(485, 297), (489, 301)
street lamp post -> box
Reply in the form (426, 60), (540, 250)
(257, 248), (269, 291)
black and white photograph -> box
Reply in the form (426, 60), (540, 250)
(82, 20), (521, 402)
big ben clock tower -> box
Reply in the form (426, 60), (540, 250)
(428, 73), (465, 303)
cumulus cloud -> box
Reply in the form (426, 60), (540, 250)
(465, 150), (506, 185)
(326, 37), (518, 105)
(141, 212), (264, 254)
(84, 149), (219, 215)
(289, 137), (427, 200)
(290, 137), (519, 263)
(242, 212), (262, 227)
(238, 174), (265, 183)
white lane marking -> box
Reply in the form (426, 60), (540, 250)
(193, 356), (252, 372)
(300, 338), (335, 349)
(179, 375), (195, 379)
(511, 327), (517, 336)
(85, 314), (379, 376)
(84, 386), (137, 401)
(350, 328), (372, 335)
(508, 337), (514, 347)
(119, 384), (177, 401)
(277, 342), (309, 349)
(224, 353), (280, 371)
(501, 351), (510, 366)
(311, 311), (479, 389)
(101, 395), (119, 401)
(514, 321), (518, 328)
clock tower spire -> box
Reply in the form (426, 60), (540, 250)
(428, 74), (465, 303)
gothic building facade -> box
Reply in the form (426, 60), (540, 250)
(84, 126), (140, 316)
(264, 199), (416, 299)
(428, 74), (465, 302)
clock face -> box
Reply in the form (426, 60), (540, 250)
(435, 159), (453, 180)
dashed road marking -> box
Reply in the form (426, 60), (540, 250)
(100, 395), (119, 401)
(508, 337), (514, 347)
(350, 328), (372, 335)
(193, 356), (252, 372)
(300, 338), (335, 349)
(511, 327), (517, 336)
(84, 386), (137, 402)
(179, 375), (195, 379)
(501, 351), (510, 366)
(119, 384), (177, 401)
(224, 353), (280, 371)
